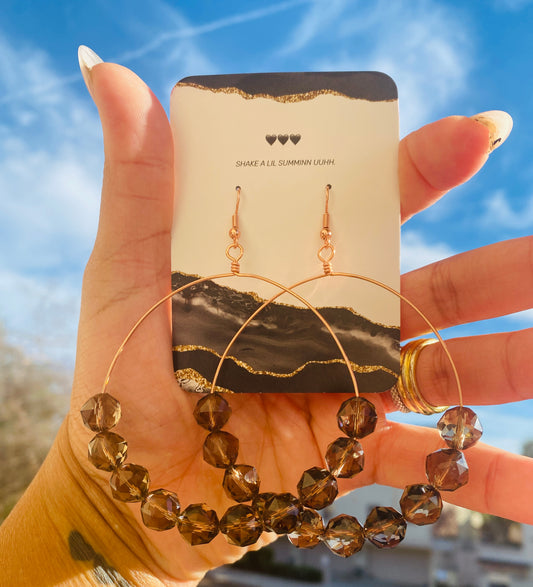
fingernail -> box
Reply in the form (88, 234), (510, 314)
(78, 45), (103, 96)
(471, 110), (513, 153)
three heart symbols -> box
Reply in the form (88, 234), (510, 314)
(266, 134), (301, 145)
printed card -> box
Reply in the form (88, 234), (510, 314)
(170, 72), (400, 394)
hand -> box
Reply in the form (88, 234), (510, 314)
(64, 60), (532, 583)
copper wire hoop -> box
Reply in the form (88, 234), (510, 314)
(209, 271), (463, 408)
(102, 271), (462, 410)
(101, 272), (359, 398)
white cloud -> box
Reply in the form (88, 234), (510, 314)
(0, 33), (103, 269)
(117, 0), (310, 64)
(0, 32), (104, 367)
(0, 1), (308, 107)
(401, 230), (455, 272)
(0, 269), (80, 366)
(278, 0), (349, 56)
(482, 190), (533, 230)
(284, 0), (473, 133)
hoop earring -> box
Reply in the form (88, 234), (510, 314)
(80, 185), (483, 557)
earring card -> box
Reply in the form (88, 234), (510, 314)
(170, 72), (400, 395)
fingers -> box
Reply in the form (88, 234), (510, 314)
(373, 422), (533, 525)
(391, 238), (533, 410)
(409, 328), (533, 407)
(401, 236), (533, 338)
(400, 116), (490, 223)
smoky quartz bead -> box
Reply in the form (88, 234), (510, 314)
(193, 393), (232, 431)
(109, 463), (149, 502)
(141, 489), (180, 531)
(88, 431), (127, 471)
(263, 493), (301, 534)
(220, 504), (263, 547)
(365, 506), (406, 549)
(297, 467), (338, 510)
(177, 503), (219, 545)
(252, 492), (276, 532)
(437, 406), (483, 450)
(400, 484), (442, 526)
(336, 397), (377, 439)
(426, 448), (469, 491)
(203, 430), (239, 468)
(223, 464), (260, 502)
(288, 508), (324, 549)
(80, 393), (121, 432)
(325, 436), (364, 478)
(323, 515), (365, 557)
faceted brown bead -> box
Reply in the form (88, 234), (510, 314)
(223, 465), (260, 502)
(252, 492), (276, 532)
(323, 515), (365, 557)
(141, 489), (180, 531)
(325, 437), (364, 478)
(203, 430), (239, 468)
(177, 503), (219, 545)
(263, 493), (301, 534)
(253, 492), (276, 517)
(288, 508), (324, 549)
(364, 507), (406, 548)
(337, 397), (377, 439)
(400, 484), (442, 526)
(193, 393), (232, 431)
(109, 463), (149, 502)
(80, 393), (121, 432)
(438, 406), (483, 450)
(220, 504), (263, 546)
(426, 448), (469, 491)
(88, 431), (127, 471)
(297, 467), (338, 510)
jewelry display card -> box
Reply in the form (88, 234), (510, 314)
(170, 72), (400, 394)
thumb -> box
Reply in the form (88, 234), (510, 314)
(73, 47), (174, 403)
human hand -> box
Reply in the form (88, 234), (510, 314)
(65, 52), (532, 584)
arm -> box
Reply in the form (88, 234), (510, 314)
(0, 419), (195, 586)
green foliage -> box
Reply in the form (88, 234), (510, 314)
(233, 546), (323, 583)
(0, 329), (70, 522)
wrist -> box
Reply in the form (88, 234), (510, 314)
(0, 416), (199, 586)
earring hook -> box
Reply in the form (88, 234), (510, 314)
(318, 184), (335, 274)
(226, 186), (244, 273)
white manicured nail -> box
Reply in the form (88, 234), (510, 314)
(471, 110), (513, 153)
(78, 45), (103, 95)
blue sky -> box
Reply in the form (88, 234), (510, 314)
(0, 0), (532, 452)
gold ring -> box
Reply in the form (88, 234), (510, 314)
(391, 339), (449, 415)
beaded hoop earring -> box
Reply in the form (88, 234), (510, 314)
(80, 185), (483, 557)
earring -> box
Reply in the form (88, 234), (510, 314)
(80, 185), (483, 557)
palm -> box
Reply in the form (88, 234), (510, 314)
(68, 62), (533, 582)
(71, 334), (390, 576)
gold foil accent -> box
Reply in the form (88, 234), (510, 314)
(173, 345), (399, 378)
(175, 82), (397, 104)
(175, 368), (233, 394)
(171, 271), (400, 330)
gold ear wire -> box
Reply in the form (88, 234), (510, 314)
(226, 186), (243, 273)
(318, 184), (335, 274)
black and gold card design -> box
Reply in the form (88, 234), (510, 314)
(170, 72), (400, 394)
